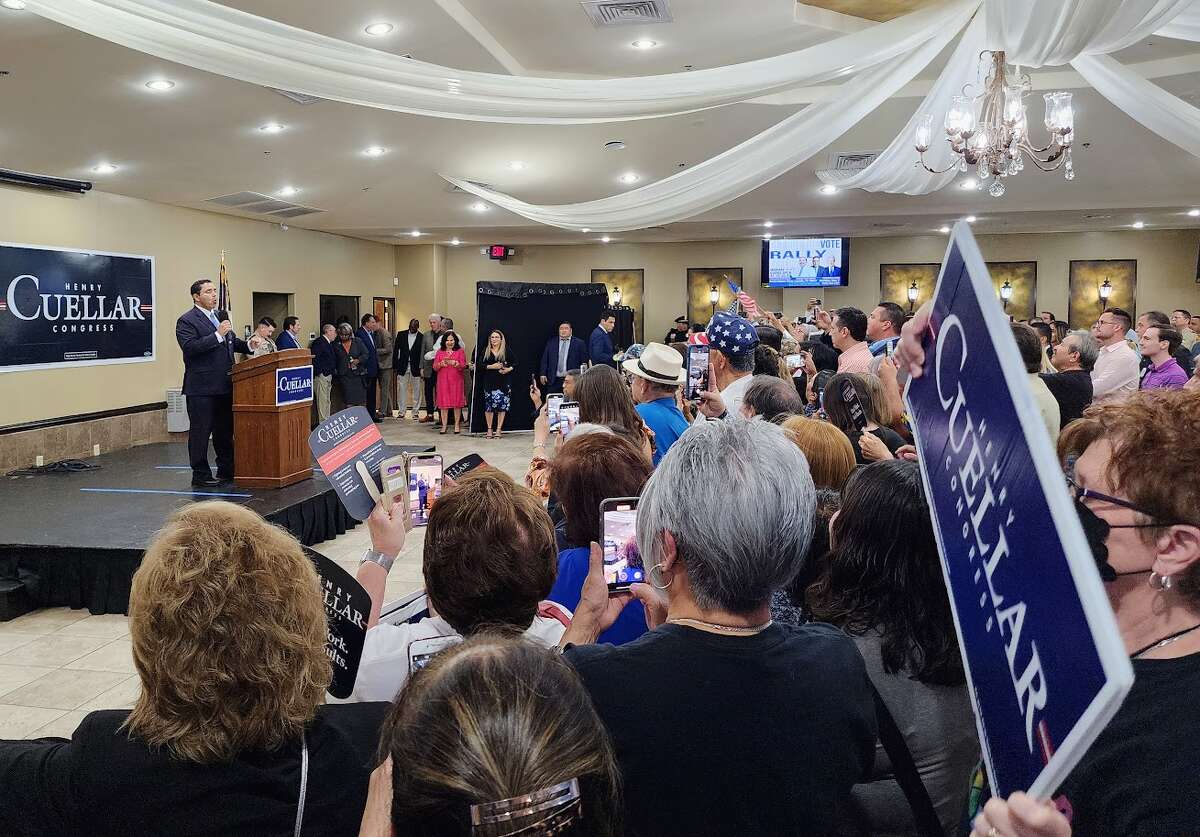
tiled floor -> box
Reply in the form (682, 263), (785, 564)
(0, 416), (534, 740)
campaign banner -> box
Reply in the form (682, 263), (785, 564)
(0, 242), (155, 372)
(276, 365), (314, 406)
(904, 223), (1132, 799)
(308, 407), (389, 521)
(306, 547), (371, 699)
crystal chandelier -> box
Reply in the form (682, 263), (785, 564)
(914, 51), (1075, 197)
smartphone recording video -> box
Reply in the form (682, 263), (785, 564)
(408, 634), (462, 674)
(407, 454), (443, 527)
(559, 401), (580, 436)
(600, 497), (643, 591)
(686, 344), (709, 401)
(547, 393), (564, 433)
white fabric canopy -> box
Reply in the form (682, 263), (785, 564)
(1155, 6), (1200, 40)
(26, 0), (972, 124)
(1072, 53), (1200, 156)
(442, 9), (972, 232)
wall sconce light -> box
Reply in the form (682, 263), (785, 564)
(611, 285), (622, 307)
(906, 280), (919, 312)
(709, 284), (720, 315)
(1098, 277), (1112, 303)
(999, 279), (1013, 310)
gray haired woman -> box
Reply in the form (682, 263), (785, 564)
(560, 418), (877, 837)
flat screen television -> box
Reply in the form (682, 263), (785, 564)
(761, 237), (849, 288)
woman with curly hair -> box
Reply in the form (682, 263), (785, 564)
(0, 501), (388, 837)
(807, 461), (979, 836)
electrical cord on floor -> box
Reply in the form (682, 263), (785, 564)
(6, 459), (102, 477)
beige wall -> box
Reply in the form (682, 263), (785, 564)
(430, 229), (1200, 352)
(0, 186), (395, 427)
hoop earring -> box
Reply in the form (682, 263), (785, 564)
(1149, 571), (1173, 591)
(650, 562), (674, 591)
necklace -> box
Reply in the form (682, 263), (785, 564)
(1130, 622), (1200, 658)
(667, 617), (773, 635)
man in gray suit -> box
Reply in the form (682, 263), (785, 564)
(374, 324), (395, 419)
(420, 313), (443, 422)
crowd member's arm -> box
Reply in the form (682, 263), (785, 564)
(877, 354), (905, 427)
(896, 301), (932, 379)
(970, 792), (1071, 837)
(359, 756), (395, 837)
(859, 432), (894, 462)
(558, 542), (636, 648)
(358, 502), (412, 629)
(0, 737), (78, 835)
(696, 389), (726, 419)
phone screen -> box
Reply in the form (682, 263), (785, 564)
(600, 498), (643, 591)
(559, 401), (580, 436)
(841, 379), (869, 432)
(407, 455), (443, 527)
(785, 353), (804, 370)
(686, 345), (709, 401)
(408, 635), (462, 673)
(547, 394), (564, 432)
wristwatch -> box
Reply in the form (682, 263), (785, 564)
(360, 548), (396, 573)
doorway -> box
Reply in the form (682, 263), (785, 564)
(319, 295), (360, 330)
(252, 292), (292, 344)
(372, 297), (395, 333)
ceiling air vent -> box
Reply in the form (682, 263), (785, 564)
(828, 151), (879, 172)
(204, 191), (325, 219)
(271, 88), (323, 106)
(580, 0), (672, 26)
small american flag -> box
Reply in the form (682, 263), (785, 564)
(217, 252), (231, 314)
(726, 276), (758, 318)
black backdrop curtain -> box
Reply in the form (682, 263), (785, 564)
(472, 282), (608, 433)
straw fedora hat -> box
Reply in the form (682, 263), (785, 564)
(621, 342), (686, 386)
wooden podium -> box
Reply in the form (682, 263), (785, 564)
(231, 349), (314, 488)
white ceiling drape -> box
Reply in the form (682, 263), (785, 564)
(25, 0), (972, 124)
(1156, 6), (1200, 39)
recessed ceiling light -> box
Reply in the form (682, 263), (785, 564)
(938, 225), (951, 233)
(618, 172), (640, 184)
(965, 215), (977, 223)
(145, 79), (175, 91)
(818, 184), (838, 195)
(1132, 220), (1145, 229)
(959, 178), (977, 190)
(600, 236), (611, 243)
(91, 163), (118, 174)
(469, 201), (489, 212)
(259, 123), (285, 134)
(1, 0), (28, 10)
(581, 228), (591, 233)
(410, 230), (422, 237)
(604, 140), (626, 151)
(507, 161), (527, 171)
(450, 238), (461, 246)
(631, 39), (658, 50)
(763, 221), (774, 228)
(362, 145), (387, 157)
(1189, 208), (1200, 217)
(762, 234), (771, 239)
(364, 22), (394, 36)
(277, 185), (299, 197)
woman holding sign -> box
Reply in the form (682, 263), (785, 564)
(433, 330), (468, 435)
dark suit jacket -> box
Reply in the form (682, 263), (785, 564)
(309, 336), (336, 376)
(175, 306), (249, 396)
(1040, 369), (1093, 428)
(539, 336), (588, 381)
(0, 703), (389, 837)
(394, 330), (424, 377)
(589, 326), (616, 367)
(334, 337), (369, 378)
(355, 327), (380, 377)
(816, 266), (841, 280)
(277, 330), (301, 350)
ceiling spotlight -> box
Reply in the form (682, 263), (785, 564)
(600, 236), (611, 243)
(762, 234), (771, 239)
(259, 123), (285, 134)
(410, 230), (422, 237)
(818, 184), (838, 195)
(362, 145), (387, 157)
(965, 215), (977, 223)
(507, 161), (527, 171)
(1, 0), (28, 10)
(763, 221), (774, 228)
(145, 79), (175, 91)
(1132, 220), (1145, 229)
(1189, 209), (1200, 217)
(91, 163), (119, 174)
(469, 201), (489, 212)
(618, 172), (640, 184)
(631, 39), (658, 50)
(581, 228), (591, 233)
(938, 225), (951, 233)
(364, 22), (394, 36)
(959, 178), (977, 190)
(450, 238), (461, 246)
(604, 140), (626, 151)
(277, 185), (299, 197)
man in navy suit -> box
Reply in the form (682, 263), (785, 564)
(538, 321), (588, 394)
(175, 279), (250, 487)
(356, 314), (381, 421)
(589, 313), (617, 368)
(277, 315), (302, 350)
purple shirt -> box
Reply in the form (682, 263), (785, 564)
(1140, 357), (1188, 390)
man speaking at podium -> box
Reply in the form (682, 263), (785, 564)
(175, 279), (251, 487)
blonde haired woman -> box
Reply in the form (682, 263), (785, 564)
(0, 501), (389, 837)
(480, 329), (516, 438)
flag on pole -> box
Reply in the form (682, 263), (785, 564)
(726, 276), (758, 318)
(217, 251), (231, 314)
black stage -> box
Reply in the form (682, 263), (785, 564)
(0, 441), (433, 620)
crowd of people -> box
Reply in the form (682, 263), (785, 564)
(7, 295), (1199, 836)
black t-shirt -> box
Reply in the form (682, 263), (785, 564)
(847, 426), (906, 465)
(1040, 369), (1093, 428)
(1056, 651), (1200, 835)
(566, 622), (877, 837)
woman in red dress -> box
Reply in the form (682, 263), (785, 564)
(433, 330), (468, 435)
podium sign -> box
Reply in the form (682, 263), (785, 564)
(276, 365), (314, 406)
(904, 223), (1132, 799)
